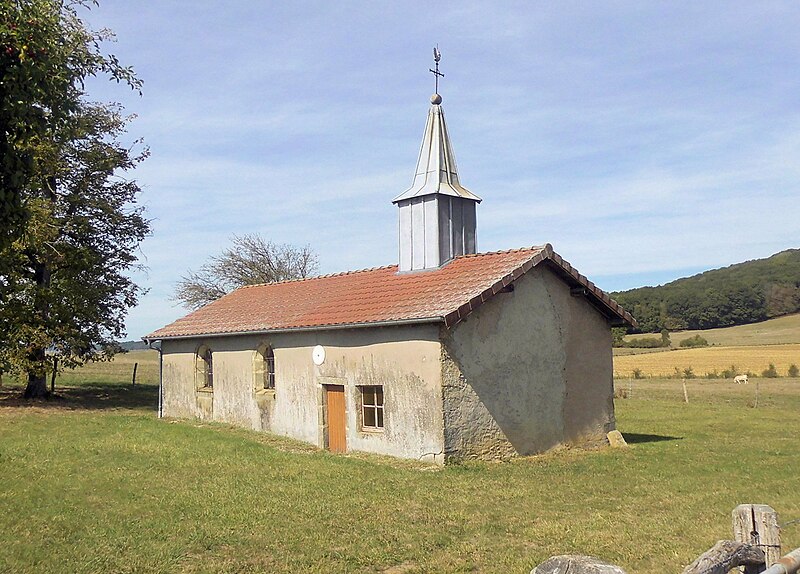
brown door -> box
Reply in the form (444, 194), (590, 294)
(325, 385), (346, 453)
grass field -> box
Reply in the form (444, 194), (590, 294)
(613, 343), (800, 378)
(615, 314), (800, 378)
(624, 313), (800, 348)
(1, 353), (800, 573)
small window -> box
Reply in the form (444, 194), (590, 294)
(196, 345), (213, 389)
(360, 385), (384, 429)
(254, 344), (276, 392)
(264, 346), (275, 390)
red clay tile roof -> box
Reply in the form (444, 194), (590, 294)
(145, 245), (635, 340)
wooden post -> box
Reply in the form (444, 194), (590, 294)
(754, 379), (760, 408)
(131, 362), (138, 388)
(733, 504), (781, 572)
(50, 357), (58, 393)
(628, 377), (633, 398)
(682, 379), (689, 403)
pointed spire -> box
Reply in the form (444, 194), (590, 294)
(394, 49), (481, 272)
(392, 96), (482, 204)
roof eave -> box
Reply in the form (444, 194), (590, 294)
(142, 315), (445, 344)
(441, 245), (637, 330)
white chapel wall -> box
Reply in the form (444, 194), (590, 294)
(441, 265), (615, 461)
(159, 324), (445, 461)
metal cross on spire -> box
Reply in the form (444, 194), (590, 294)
(430, 45), (444, 95)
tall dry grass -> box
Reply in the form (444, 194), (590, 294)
(613, 344), (800, 378)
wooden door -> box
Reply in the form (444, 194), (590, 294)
(326, 385), (346, 453)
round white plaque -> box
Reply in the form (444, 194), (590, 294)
(312, 345), (326, 365)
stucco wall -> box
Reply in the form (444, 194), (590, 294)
(441, 265), (615, 461)
(160, 325), (444, 462)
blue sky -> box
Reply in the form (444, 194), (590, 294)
(82, 2), (800, 339)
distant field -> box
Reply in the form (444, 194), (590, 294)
(624, 313), (800, 348)
(614, 343), (800, 378)
(1, 349), (159, 388)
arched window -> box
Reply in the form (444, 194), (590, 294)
(254, 344), (275, 391)
(264, 346), (275, 390)
(196, 345), (213, 389)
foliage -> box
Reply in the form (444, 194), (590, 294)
(674, 366), (695, 379)
(762, 363), (779, 378)
(613, 249), (800, 333)
(0, 0), (140, 247)
(679, 334), (709, 348)
(624, 336), (667, 348)
(721, 364), (739, 379)
(173, 234), (319, 310)
(611, 326), (627, 347)
(789, 363), (799, 378)
(0, 1), (146, 398)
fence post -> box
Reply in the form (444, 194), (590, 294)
(755, 379), (760, 409)
(733, 504), (781, 572)
(50, 357), (58, 393)
(682, 379), (689, 403)
(132, 362), (138, 388)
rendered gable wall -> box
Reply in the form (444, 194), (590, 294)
(160, 324), (445, 463)
(440, 265), (615, 461)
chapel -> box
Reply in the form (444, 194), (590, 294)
(144, 61), (635, 463)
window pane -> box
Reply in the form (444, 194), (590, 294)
(364, 406), (376, 427)
(363, 387), (375, 406)
(205, 350), (213, 387)
(376, 408), (384, 428)
(376, 387), (383, 406)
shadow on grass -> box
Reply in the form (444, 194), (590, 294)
(0, 382), (158, 412)
(623, 432), (682, 444)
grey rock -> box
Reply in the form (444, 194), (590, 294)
(607, 430), (628, 448)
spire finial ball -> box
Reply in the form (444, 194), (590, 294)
(430, 93), (442, 105)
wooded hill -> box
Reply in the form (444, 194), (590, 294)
(612, 249), (800, 333)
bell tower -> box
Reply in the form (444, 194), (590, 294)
(393, 48), (481, 272)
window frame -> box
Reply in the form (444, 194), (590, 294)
(195, 344), (214, 391)
(254, 343), (276, 393)
(359, 385), (384, 431)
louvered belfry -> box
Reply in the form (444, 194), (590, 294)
(393, 94), (482, 272)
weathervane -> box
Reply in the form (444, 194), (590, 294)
(430, 45), (444, 95)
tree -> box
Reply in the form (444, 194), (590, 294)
(0, 1), (147, 399)
(0, 0), (140, 248)
(173, 234), (319, 310)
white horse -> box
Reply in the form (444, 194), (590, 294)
(734, 374), (748, 385)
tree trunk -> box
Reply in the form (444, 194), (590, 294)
(24, 370), (50, 399)
(24, 242), (53, 400)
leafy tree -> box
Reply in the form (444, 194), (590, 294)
(788, 364), (799, 378)
(613, 249), (800, 334)
(679, 334), (709, 348)
(611, 327), (627, 347)
(762, 363), (778, 378)
(173, 234), (319, 310)
(0, 0), (139, 247)
(0, 1), (147, 399)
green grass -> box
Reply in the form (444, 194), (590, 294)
(1, 366), (799, 572)
(623, 312), (800, 349)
